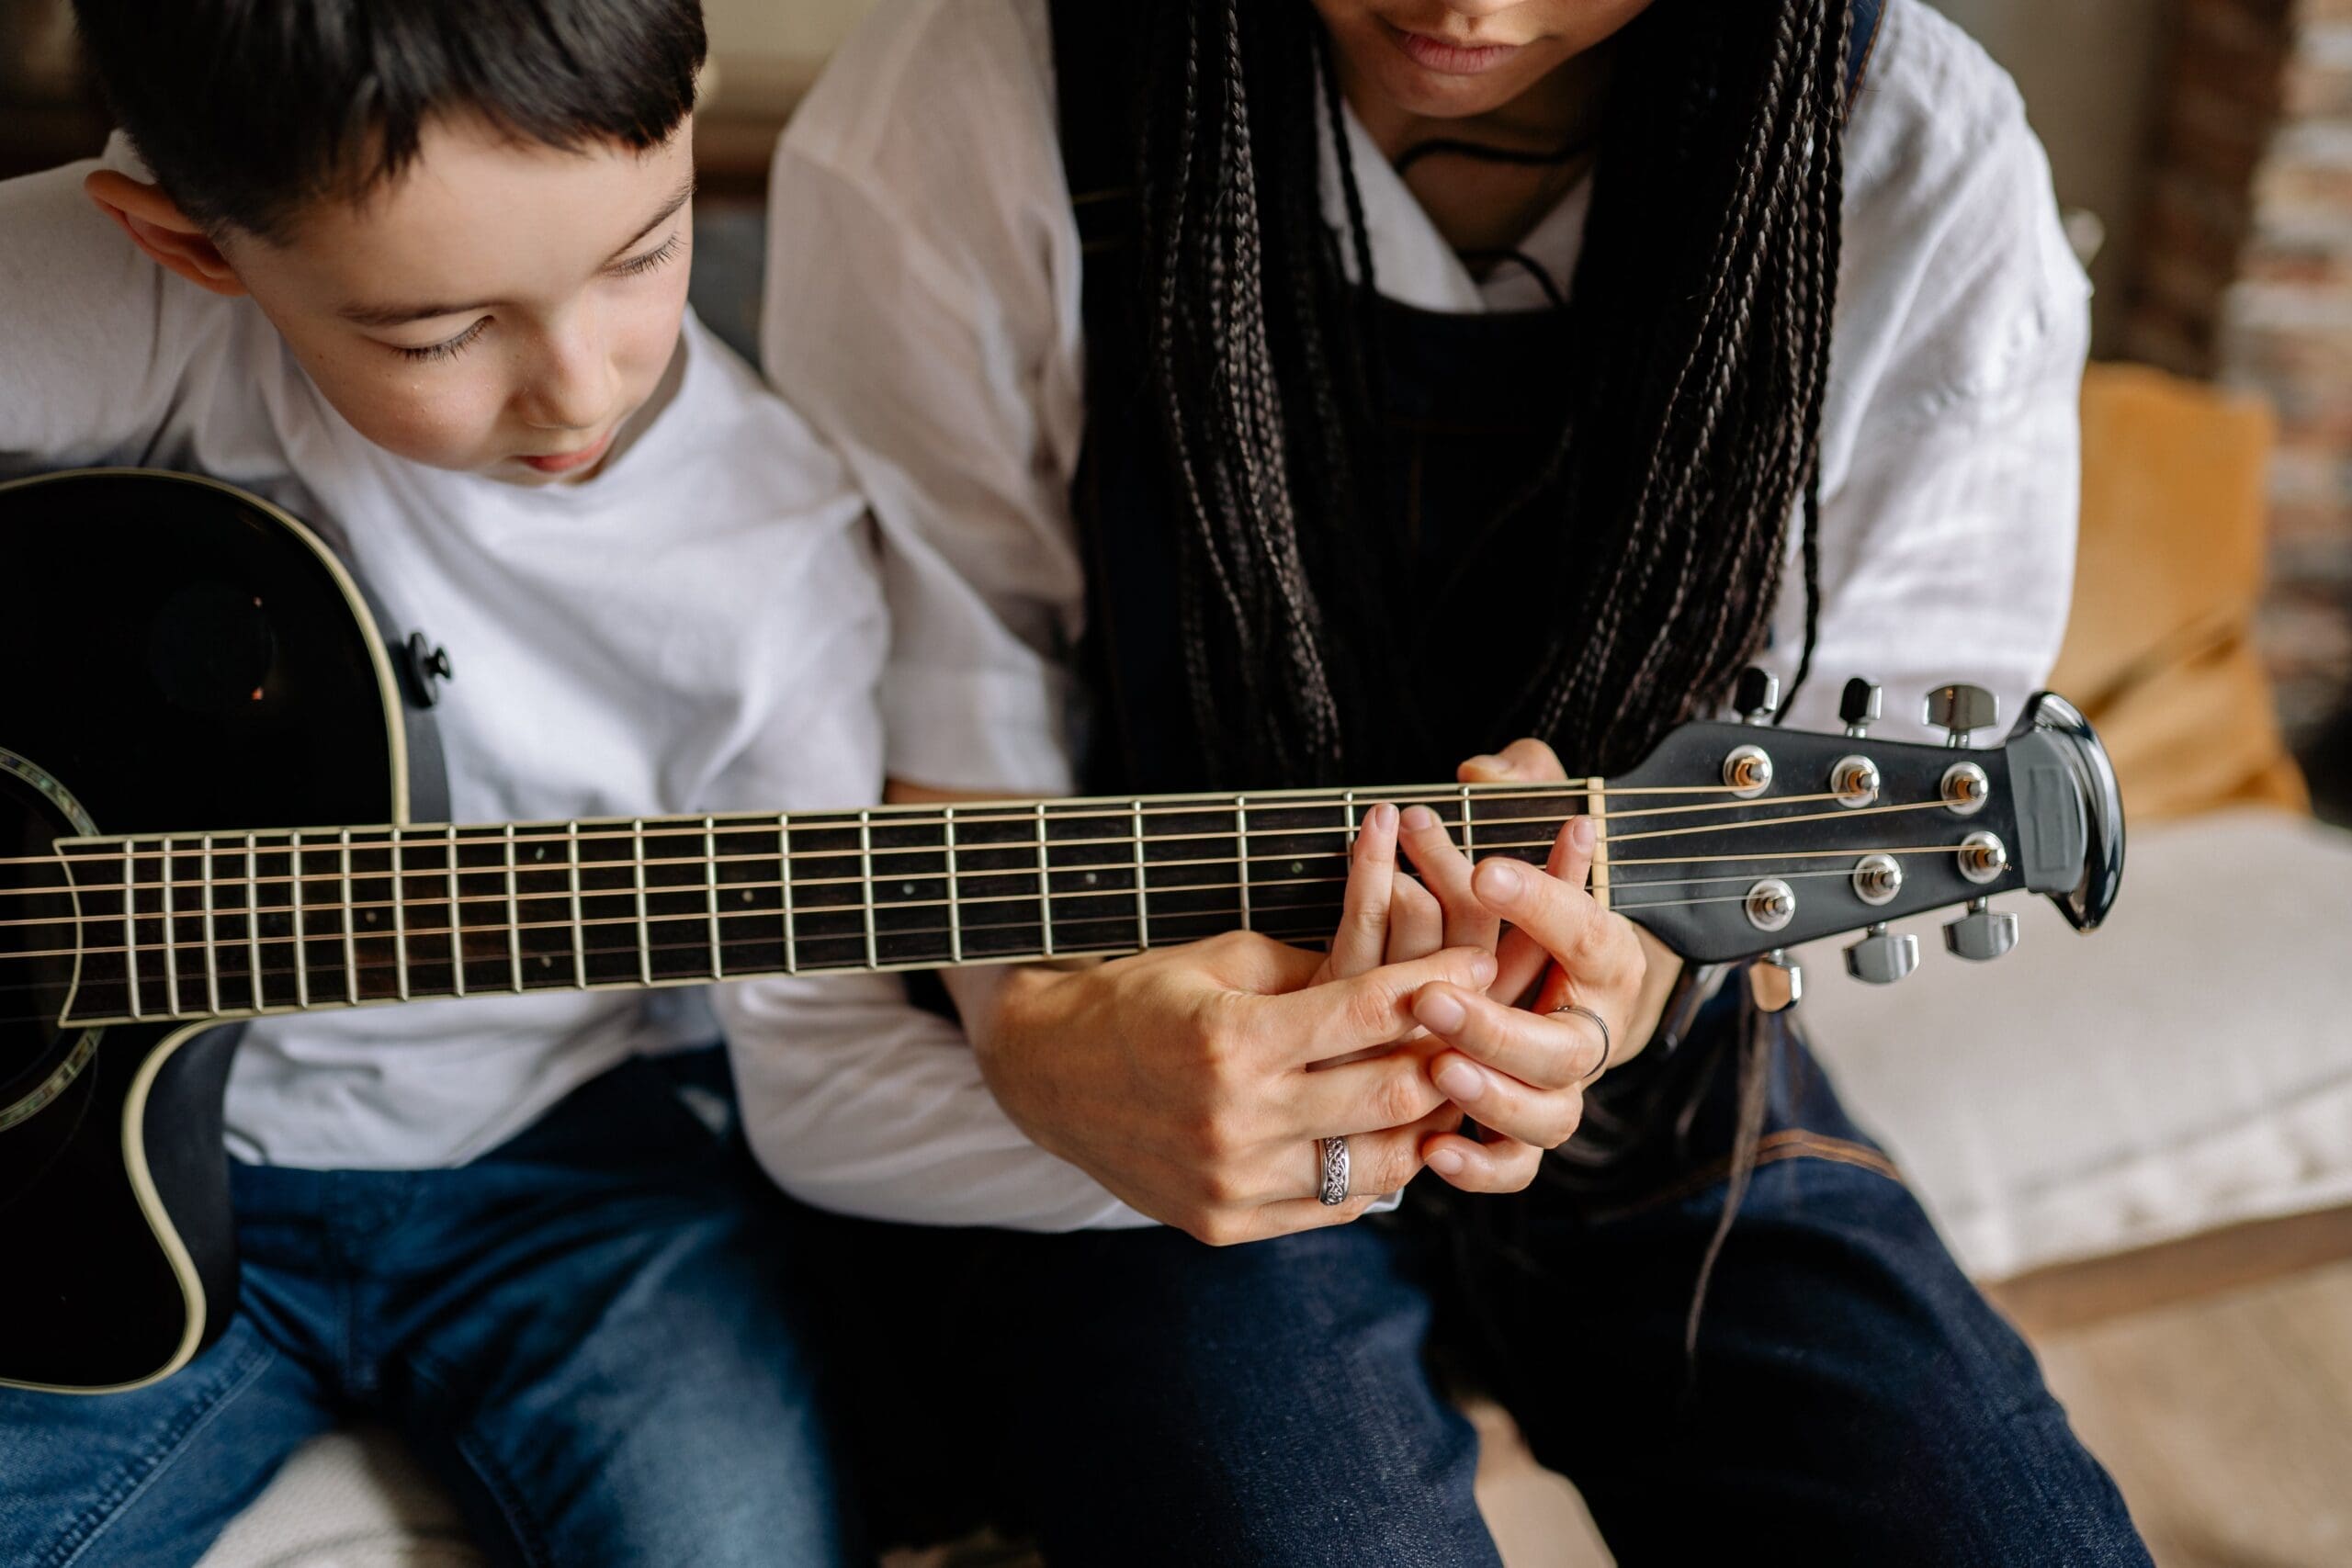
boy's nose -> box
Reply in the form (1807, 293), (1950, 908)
(518, 329), (616, 432)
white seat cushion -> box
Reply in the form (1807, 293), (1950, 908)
(1797, 807), (2352, 1281)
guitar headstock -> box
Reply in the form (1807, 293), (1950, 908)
(1603, 681), (2124, 998)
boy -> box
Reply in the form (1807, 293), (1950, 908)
(0, 2), (1059, 1562)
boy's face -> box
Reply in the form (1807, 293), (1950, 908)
(129, 117), (697, 486)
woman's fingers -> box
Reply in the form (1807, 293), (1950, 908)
(1386, 862), (1444, 962)
(1324, 802), (1398, 979)
(1398, 805), (1498, 953)
(1419, 1048), (1587, 1150)
(1487, 817), (1584, 1003)
(1421, 1127), (1544, 1194)
(1470, 825), (1637, 989)
(1410, 981), (1607, 1091)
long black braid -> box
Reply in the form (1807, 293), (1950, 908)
(1136, 0), (1852, 785)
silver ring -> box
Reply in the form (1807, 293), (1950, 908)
(1317, 1135), (1351, 1206)
(1552, 1002), (1611, 1086)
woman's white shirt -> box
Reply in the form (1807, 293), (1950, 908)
(752, 0), (2091, 1226)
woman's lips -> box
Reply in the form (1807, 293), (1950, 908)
(517, 427), (614, 476)
(1385, 22), (1522, 76)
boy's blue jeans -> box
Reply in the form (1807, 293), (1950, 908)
(0, 1048), (851, 1568)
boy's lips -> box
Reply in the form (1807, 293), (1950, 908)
(1385, 22), (1522, 76)
(516, 427), (615, 475)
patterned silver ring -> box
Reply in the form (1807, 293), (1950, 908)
(1317, 1135), (1351, 1206)
(1552, 1002), (1611, 1086)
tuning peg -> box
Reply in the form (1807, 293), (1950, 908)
(1843, 922), (1919, 985)
(1923, 683), (1998, 748)
(1839, 678), (1883, 738)
(1747, 948), (1802, 1012)
(1736, 667), (1781, 727)
(1943, 897), (2018, 962)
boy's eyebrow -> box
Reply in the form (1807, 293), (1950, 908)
(336, 175), (699, 329)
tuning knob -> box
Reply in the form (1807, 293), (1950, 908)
(1747, 948), (1802, 1012)
(1843, 922), (1919, 985)
(1923, 683), (1998, 748)
(1736, 667), (1781, 727)
(1839, 678), (1883, 739)
(1943, 897), (2018, 962)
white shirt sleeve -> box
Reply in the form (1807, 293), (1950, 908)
(761, 0), (1086, 798)
(0, 151), (209, 472)
(698, 525), (1144, 1229)
(1763, 20), (2093, 741)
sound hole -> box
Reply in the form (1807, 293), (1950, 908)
(0, 767), (85, 1114)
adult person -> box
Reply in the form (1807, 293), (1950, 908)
(759, 2), (2150, 1562)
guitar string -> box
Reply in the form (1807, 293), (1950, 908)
(0, 793), (1944, 908)
(7, 868), (2002, 1028)
(0, 815), (1979, 963)
(0, 777), (1755, 874)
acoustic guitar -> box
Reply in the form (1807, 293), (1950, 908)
(0, 469), (2125, 1393)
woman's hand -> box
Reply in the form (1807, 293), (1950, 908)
(972, 933), (1495, 1246)
(1406, 740), (1683, 1194)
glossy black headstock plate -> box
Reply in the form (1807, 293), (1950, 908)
(1601, 721), (2027, 964)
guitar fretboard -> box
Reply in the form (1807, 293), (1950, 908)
(49, 784), (1594, 1027)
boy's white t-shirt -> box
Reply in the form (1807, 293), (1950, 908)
(0, 139), (1136, 1224)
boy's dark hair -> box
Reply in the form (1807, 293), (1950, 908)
(71, 0), (706, 239)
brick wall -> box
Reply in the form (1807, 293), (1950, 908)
(2128, 0), (2352, 743)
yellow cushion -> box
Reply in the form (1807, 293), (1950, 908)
(2048, 364), (2310, 822)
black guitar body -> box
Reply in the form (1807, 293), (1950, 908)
(0, 470), (436, 1392)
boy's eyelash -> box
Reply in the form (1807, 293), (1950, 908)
(610, 233), (684, 279)
(398, 318), (490, 363)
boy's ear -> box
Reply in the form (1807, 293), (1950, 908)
(83, 170), (249, 298)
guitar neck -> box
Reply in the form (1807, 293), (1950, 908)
(54, 781), (1603, 1027)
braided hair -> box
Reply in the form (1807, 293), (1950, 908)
(1135, 0), (1852, 785)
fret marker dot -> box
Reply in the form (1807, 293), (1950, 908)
(902, 882), (916, 897)
(534, 845), (547, 862)
(539, 954), (553, 969)
(1291, 861), (1305, 875)
(1084, 872), (1098, 886)
(741, 890), (753, 904)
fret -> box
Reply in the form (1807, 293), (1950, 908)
(159, 840), (179, 1016)
(632, 820), (652, 985)
(778, 818), (798, 975)
(935, 807), (1045, 963)
(199, 834), (220, 1015)
(121, 842), (141, 1021)
(1458, 784), (1476, 857)
(1034, 800), (1054, 958)
(1586, 777), (1611, 912)
(706, 818), (726, 979)
(390, 833), (410, 1000)
(503, 824), (523, 992)
(1235, 799), (1250, 932)
(243, 834), (264, 1011)
(339, 829), (359, 1005)
(1130, 800), (1149, 951)
(568, 823), (586, 988)
(944, 808), (962, 965)
(858, 810), (879, 971)
(282, 834), (310, 1010)
(446, 823), (466, 997)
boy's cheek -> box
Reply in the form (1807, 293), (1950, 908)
(291, 338), (515, 473)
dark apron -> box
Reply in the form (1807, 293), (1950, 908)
(1048, 0), (1883, 795)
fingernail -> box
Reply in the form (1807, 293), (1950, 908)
(1370, 802), (1396, 830)
(1416, 988), (1467, 1033)
(1570, 816), (1597, 851)
(1435, 1061), (1485, 1103)
(1401, 805), (1438, 830)
(1472, 952), (1497, 987)
(1476, 858), (1524, 898)
(1428, 1147), (1465, 1177)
